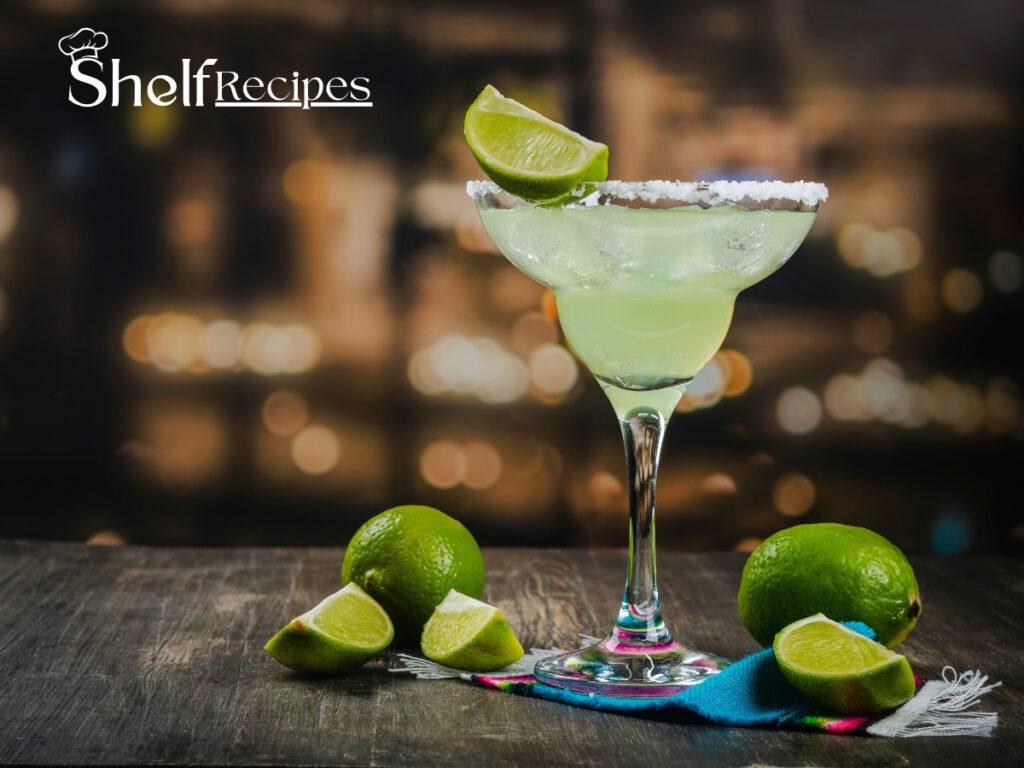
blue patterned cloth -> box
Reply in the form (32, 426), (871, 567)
(518, 622), (875, 725)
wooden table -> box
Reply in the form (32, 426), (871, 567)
(0, 540), (1020, 766)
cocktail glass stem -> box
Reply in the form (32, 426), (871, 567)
(532, 385), (729, 696)
(616, 406), (672, 645)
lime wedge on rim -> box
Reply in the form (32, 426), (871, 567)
(421, 589), (525, 672)
(774, 614), (916, 715)
(464, 84), (608, 202)
(265, 582), (393, 674)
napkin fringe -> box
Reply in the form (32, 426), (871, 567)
(867, 667), (1001, 738)
(390, 647), (562, 680)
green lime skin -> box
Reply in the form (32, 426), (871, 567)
(341, 505), (485, 642)
(464, 85), (608, 203)
(774, 615), (916, 715)
(738, 523), (922, 648)
(265, 617), (384, 675)
(420, 590), (525, 672)
(783, 653), (915, 715)
(263, 584), (393, 675)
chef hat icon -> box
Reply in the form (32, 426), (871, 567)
(58, 28), (108, 61)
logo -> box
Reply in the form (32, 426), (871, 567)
(60, 27), (372, 110)
(58, 27), (108, 61)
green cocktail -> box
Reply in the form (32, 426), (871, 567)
(470, 179), (827, 695)
(481, 202), (816, 392)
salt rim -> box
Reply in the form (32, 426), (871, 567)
(466, 179), (828, 207)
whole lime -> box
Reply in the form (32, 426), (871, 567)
(341, 505), (485, 641)
(738, 523), (921, 648)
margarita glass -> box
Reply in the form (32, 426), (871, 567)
(469, 179), (827, 696)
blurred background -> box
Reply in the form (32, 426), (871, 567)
(0, 0), (1022, 554)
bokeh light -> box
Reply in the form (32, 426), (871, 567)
(291, 425), (341, 475)
(678, 350), (754, 412)
(773, 472), (817, 517)
(262, 390), (310, 437)
(462, 441), (503, 490)
(86, 530), (126, 546)
(0, 185), (18, 243)
(124, 313), (319, 376)
(147, 312), (203, 372)
(197, 320), (243, 370)
(510, 311), (558, 356)
(720, 349), (754, 397)
(3, 3), (1023, 557)
(122, 314), (152, 363)
(408, 335), (534, 404)
(528, 343), (578, 397)
(941, 269), (983, 313)
(128, 100), (179, 148)
(701, 473), (738, 494)
(420, 440), (466, 489)
(837, 222), (921, 277)
(776, 387), (823, 434)
(282, 159), (329, 206)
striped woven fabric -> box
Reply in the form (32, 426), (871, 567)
(393, 625), (1000, 738)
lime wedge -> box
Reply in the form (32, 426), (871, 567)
(774, 614), (916, 714)
(265, 582), (393, 674)
(420, 589), (524, 671)
(464, 84), (608, 202)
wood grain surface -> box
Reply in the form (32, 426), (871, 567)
(0, 540), (1020, 766)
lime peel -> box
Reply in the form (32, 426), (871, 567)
(774, 614), (916, 715)
(264, 582), (394, 674)
(464, 85), (608, 202)
(421, 589), (525, 672)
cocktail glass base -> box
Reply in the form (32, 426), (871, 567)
(534, 636), (730, 697)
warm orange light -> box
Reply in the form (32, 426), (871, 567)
(197, 319), (243, 370)
(510, 312), (558, 356)
(0, 185), (18, 243)
(836, 221), (872, 269)
(283, 159), (329, 206)
(147, 312), (202, 372)
(123, 315), (153, 364)
(721, 349), (753, 397)
(701, 473), (738, 494)
(262, 390), (310, 437)
(420, 441), (465, 489)
(462, 441), (503, 490)
(166, 197), (215, 250)
(528, 344), (578, 397)
(86, 530), (126, 546)
(291, 425), (340, 475)
(773, 472), (816, 517)
(540, 289), (559, 324)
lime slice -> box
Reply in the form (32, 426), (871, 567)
(420, 589), (524, 671)
(774, 614), (916, 714)
(265, 582), (393, 674)
(464, 85), (608, 202)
